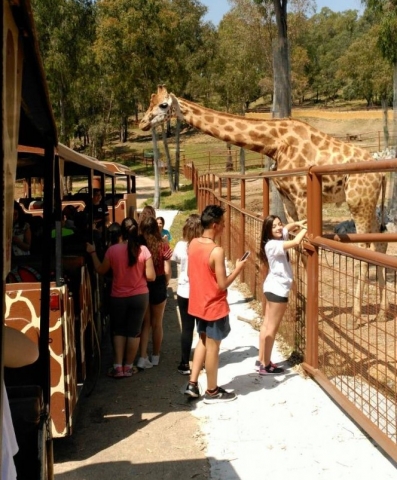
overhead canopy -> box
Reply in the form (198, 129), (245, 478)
(57, 144), (115, 177)
(16, 143), (116, 179)
(96, 160), (134, 176)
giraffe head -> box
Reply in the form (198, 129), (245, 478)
(140, 85), (180, 131)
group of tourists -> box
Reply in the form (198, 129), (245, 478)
(85, 200), (308, 404)
(86, 205), (172, 377)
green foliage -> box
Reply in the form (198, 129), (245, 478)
(303, 9), (367, 101)
(363, 1), (397, 64)
(32, 0), (97, 142)
(336, 25), (393, 105)
(31, 0), (396, 151)
(212, 2), (264, 112)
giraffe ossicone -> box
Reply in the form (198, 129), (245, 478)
(140, 85), (389, 324)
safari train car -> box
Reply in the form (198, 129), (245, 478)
(1, 0), (58, 478)
(7, 138), (137, 444)
(5, 145), (118, 443)
(1, 1), (137, 478)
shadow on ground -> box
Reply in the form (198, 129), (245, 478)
(54, 280), (216, 479)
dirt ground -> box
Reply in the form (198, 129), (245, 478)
(53, 273), (210, 480)
(53, 177), (210, 479)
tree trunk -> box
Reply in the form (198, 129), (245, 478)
(387, 62), (397, 217)
(161, 125), (175, 193)
(226, 143), (233, 171)
(393, 61), (397, 146)
(151, 128), (161, 209)
(272, 0), (291, 119)
(382, 97), (389, 149)
(121, 115), (128, 143)
(240, 148), (245, 175)
(389, 62), (397, 216)
(174, 119), (181, 192)
(270, 1), (290, 220)
(266, 156), (287, 223)
(59, 87), (66, 144)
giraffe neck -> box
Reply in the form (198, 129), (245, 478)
(168, 94), (373, 168)
(172, 95), (282, 157)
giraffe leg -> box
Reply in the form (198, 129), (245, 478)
(353, 254), (388, 327)
(353, 261), (368, 328)
(374, 240), (389, 322)
(376, 265), (387, 322)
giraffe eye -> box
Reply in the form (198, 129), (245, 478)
(159, 103), (168, 109)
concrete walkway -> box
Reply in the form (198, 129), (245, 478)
(134, 182), (397, 478)
(191, 283), (397, 479)
(53, 184), (397, 478)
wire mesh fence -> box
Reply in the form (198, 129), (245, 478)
(189, 157), (397, 461)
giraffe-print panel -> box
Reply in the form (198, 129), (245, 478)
(78, 266), (94, 380)
(5, 281), (79, 438)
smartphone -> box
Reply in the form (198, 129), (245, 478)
(240, 251), (250, 261)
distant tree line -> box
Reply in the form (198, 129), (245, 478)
(31, 0), (394, 156)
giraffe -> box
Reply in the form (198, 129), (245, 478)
(140, 85), (389, 324)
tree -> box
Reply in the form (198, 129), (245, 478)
(32, 0), (98, 144)
(94, 0), (165, 147)
(213, 0), (268, 113)
(362, 0), (397, 215)
(303, 8), (365, 103)
(362, 1), (397, 134)
(336, 26), (392, 108)
(253, 0), (292, 117)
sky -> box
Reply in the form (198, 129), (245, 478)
(201, 0), (364, 26)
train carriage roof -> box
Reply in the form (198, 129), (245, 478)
(17, 143), (117, 179)
(57, 144), (116, 177)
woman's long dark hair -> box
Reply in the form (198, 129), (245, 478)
(121, 218), (140, 267)
(140, 216), (163, 268)
(259, 215), (281, 264)
(107, 222), (122, 246)
(13, 201), (27, 229)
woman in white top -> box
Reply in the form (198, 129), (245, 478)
(257, 215), (307, 375)
(171, 214), (202, 375)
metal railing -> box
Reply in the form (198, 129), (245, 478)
(185, 159), (397, 462)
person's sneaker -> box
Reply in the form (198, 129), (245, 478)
(177, 363), (190, 375)
(123, 365), (138, 377)
(259, 363), (285, 375)
(151, 355), (160, 366)
(107, 366), (124, 378)
(255, 360), (278, 371)
(184, 382), (200, 398)
(203, 386), (236, 404)
(137, 357), (153, 369)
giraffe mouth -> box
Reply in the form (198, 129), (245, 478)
(140, 113), (169, 131)
(139, 120), (151, 131)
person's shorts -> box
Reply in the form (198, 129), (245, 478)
(264, 291), (288, 303)
(148, 274), (167, 305)
(110, 293), (149, 337)
(196, 315), (230, 341)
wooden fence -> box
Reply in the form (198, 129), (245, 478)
(184, 159), (397, 463)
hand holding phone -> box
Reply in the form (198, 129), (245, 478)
(240, 251), (250, 261)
